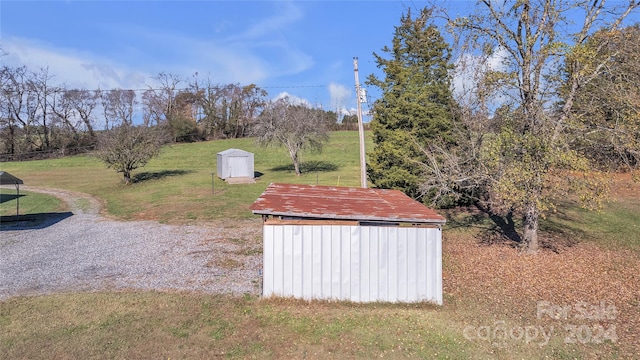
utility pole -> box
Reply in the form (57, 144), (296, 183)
(353, 57), (367, 188)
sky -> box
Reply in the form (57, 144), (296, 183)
(4, 1), (634, 121)
(0, 0), (467, 120)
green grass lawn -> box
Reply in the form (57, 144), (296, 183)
(0, 131), (371, 222)
(544, 198), (640, 254)
(0, 190), (66, 217)
(0, 293), (473, 359)
(1, 131), (639, 359)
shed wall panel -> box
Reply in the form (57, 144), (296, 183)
(341, 226), (351, 299)
(272, 226), (284, 295)
(407, 228), (418, 301)
(216, 153), (226, 179)
(262, 224), (442, 304)
(367, 227), (379, 302)
(350, 226), (360, 301)
(311, 226), (323, 299)
(263, 230), (274, 296)
(388, 227), (398, 302)
(292, 226), (302, 298)
(302, 226), (313, 299)
(416, 231), (427, 299)
(321, 226), (332, 297)
(330, 227), (341, 298)
(359, 228), (370, 302)
(397, 228), (408, 301)
(434, 232), (440, 297)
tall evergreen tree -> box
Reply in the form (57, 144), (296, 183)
(366, 8), (455, 201)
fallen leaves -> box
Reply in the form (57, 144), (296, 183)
(443, 234), (640, 355)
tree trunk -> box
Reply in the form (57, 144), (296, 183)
(123, 171), (132, 185)
(293, 158), (301, 176)
(9, 124), (15, 155)
(289, 149), (301, 176)
(81, 114), (95, 138)
(522, 202), (540, 253)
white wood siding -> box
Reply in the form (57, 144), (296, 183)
(262, 224), (442, 304)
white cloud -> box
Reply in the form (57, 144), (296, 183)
(190, 41), (270, 84)
(274, 91), (312, 107)
(451, 46), (510, 106)
(2, 30), (312, 90)
(230, 1), (303, 41)
(328, 83), (351, 110)
(2, 37), (149, 90)
(487, 46), (510, 71)
(194, 1), (312, 82)
(104, 25), (272, 85)
(1, 1), (314, 91)
(340, 108), (356, 117)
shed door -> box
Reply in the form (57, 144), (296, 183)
(229, 156), (249, 177)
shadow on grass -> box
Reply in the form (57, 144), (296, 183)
(0, 193), (25, 204)
(270, 160), (339, 173)
(442, 207), (490, 230)
(0, 212), (73, 231)
(132, 170), (194, 183)
(445, 203), (581, 252)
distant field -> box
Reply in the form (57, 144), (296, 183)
(0, 131), (372, 223)
(1, 131), (639, 358)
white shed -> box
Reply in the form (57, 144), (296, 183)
(251, 183), (446, 304)
(216, 148), (255, 181)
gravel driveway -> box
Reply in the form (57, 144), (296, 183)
(0, 187), (262, 300)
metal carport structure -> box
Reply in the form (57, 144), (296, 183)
(0, 171), (24, 215)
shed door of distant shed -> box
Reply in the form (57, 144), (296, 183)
(229, 156), (249, 177)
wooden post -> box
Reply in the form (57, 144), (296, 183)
(15, 182), (20, 216)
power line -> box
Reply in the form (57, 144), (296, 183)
(259, 85), (329, 89)
(2, 84), (341, 94)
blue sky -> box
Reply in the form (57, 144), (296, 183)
(2, 1), (637, 119)
(1, 0), (466, 118)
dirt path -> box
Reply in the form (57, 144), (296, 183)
(21, 186), (104, 215)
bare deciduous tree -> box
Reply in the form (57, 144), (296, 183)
(29, 67), (55, 150)
(101, 88), (136, 129)
(253, 96), (329, 176)
(433, 0), (639, 252)
(95, 124), (166, 184)
(142, 72), (182, 127)
(1, 65), (40, 155)
(193, 78), (267, 140)
(65, 89), (99, 138)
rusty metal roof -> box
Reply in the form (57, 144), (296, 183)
(250, 183), (446, 225)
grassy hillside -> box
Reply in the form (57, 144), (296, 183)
(1, 131), (371, 223)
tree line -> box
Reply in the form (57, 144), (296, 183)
(0, 69), (352, 161)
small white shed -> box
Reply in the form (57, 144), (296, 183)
(251, 183), (446, 304)
(216, 148), (254, 180)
